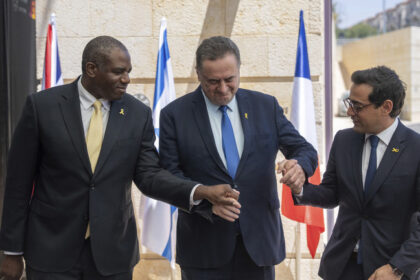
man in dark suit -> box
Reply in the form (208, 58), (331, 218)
(0, 36), (239, 280)
(411, 212), (420, 280)
(159, 36), (317, 280)
(283, 66), (420, 279)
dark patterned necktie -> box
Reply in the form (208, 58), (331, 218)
(358, 135), (380, 264)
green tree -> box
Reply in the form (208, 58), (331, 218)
(338, 23), (378, 39)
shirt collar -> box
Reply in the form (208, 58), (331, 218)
(365, 118), (399, 146)
(77, 77), (110, 111)
(201, 89), (238, 113)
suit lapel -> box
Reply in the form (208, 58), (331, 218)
(192, 88), (228, 176)
(93, 98), (125, 177)
(59, 81), (92, 175)
(364, 122), (406, 204)
(234, 90), (252, 179)
(351, 133), (365, 204)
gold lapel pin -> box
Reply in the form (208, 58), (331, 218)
(244, 113), (248, 119)
(119, 109), (125, 115)
(392, 148), (399, 153)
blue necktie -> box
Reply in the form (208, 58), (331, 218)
(219, 105), (240, 179)
(358, 135), (380, 264)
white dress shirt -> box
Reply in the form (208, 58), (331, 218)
(361, 118), (399, 188)
(78, 78), (110, 137)
(355, 118), (398, 250)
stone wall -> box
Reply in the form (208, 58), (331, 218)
(340, 26), (420, 121)
(36, 1), (325, 279)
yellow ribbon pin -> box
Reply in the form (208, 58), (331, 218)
(244, 113), (248, 119)
(119, 109), (125, 115)
(392, 148), (399, 153)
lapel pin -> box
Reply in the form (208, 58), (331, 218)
(119, 109), (125, 116)
(244, 113), (248, 119)
(392, 148), (399, 153)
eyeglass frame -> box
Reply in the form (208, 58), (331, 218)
(343, 98), (375, 114)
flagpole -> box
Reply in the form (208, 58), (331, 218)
(324, 0), (335, 241)
(295, 223), (301, 280)
(170, 267), (176, 280)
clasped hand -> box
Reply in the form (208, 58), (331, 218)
(195, 184), (241, 222)
(277, 159), (305, 195)
(368, 264), (403, 280)
(0, 255), (24, 280)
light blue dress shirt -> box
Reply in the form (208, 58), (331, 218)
(201, 90), (244, 168)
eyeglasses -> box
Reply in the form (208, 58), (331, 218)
(343, 98), (374, 114)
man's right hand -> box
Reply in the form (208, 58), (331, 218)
(194, 184), (241, 222)
(0, 255), (24, 280)
(194, 184), (240, 207)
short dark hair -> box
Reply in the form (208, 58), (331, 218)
(81, 36), (128, 74)
(351, 66), (406, 118)
(195, 36), (241, 71)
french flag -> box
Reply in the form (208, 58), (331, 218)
(41, 13), (63, 90)
(281, 10), (325, 258)
(140, 18), (177, 268)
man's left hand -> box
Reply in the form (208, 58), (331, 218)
(212, 204), (240, 222)
(368, 264), (402, 280)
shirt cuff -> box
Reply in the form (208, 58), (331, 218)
(189, 184), (203, 210)
(294, 188), (304, 197)
(292, 188), (304, 204)
(4, 251), (23, 255)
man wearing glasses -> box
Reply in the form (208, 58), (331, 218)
(282, 66), (420, 279)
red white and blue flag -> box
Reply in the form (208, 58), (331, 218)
(281, 10), (325, 258)
(41, 13), (63, 90)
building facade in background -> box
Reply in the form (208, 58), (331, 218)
(338, 26), (420, 121)
(363, 0), (420, 33)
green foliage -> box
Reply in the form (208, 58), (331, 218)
(337, 23), (378, 39)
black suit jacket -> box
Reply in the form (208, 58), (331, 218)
(0, 80), (196, 275)
(296, 122), (420, 279)
(159, 87), (317, 268)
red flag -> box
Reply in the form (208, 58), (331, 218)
(42, 13), (63, 90)
(280, 10), (325, 258)
(282, 164), (324, 258)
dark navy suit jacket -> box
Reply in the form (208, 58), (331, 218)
(296, 122), (420, 279)
(159, 87), (317, 268)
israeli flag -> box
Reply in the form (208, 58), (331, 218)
(140, 18), (177, 268)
